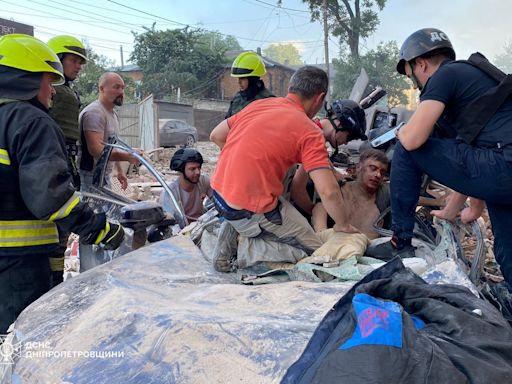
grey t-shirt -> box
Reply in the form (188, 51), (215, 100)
(160, 175), (212, 222)
(79, 100), (120, 183)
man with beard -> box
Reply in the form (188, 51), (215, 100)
(311, 149), (390, 240)
(79, 72), (139, 191)
(160, 148), (213, 224)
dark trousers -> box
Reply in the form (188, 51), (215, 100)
(0, 255), (51, 333)
(391, 138), (512, 284)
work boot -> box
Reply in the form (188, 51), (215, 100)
(366, 236), (416, 261)
(212, 221), (238, 272)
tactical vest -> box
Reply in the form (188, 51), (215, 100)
(49, 83), (81, 142)
(226, 88), (274, 117)
(454, 52), (512, 145)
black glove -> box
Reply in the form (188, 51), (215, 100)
(81, 221), (125, 250)
(101, 222), (125, 250)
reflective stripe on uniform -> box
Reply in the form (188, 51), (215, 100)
(0, 148), (11, 165)
(94, 221), (110, 245)
(49, 192), (80, 221)
(0, 220), (58, 247)
(49, 256), (65, 272)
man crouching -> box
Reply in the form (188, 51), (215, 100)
(209, 66), (357, 272)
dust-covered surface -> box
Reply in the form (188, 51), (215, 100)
(6, 236), (354, 384)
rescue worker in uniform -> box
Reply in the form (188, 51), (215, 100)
(0, 34), (125, 334)
(370, 28), (512, 288)
(226, 51), (274, 118)
(47, 35), (87, 287)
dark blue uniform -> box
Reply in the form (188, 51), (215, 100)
(391, 60), (512, 285)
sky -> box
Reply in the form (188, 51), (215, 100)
(2, 0), (512, 67)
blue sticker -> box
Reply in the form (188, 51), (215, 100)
(339, 293), (403, 350)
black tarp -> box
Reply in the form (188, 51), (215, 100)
(283, 257), (512, 384)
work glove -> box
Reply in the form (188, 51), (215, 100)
(81, 221), (125, 250)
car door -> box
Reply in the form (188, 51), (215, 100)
(160, 121), (173, 147)
(174, 121), (187, 144)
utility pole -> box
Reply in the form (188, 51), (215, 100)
(120, 45), (124, 69)
(322, 0), (330, 95)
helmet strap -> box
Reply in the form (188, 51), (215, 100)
(408, 62), (424, 91)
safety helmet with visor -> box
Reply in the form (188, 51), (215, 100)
(0, 34), (64, 85)
(47, 35), (87, 63)
(231, 51), (266, 78)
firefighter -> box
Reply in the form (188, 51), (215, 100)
(47, 35), (87, 287)
(0, 34), (124, 333)
(226, 51), (274, 118)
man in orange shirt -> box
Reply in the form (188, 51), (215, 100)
(210, 66), (357, 272)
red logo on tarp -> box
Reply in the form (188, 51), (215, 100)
(358, 308), (390, 337)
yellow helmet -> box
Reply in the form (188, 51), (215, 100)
(47, 35), (87, 62)
(0, 34), (64, 85)
(231, 51), (266, 78)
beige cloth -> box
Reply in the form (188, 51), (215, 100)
(298, 229), (369, 264)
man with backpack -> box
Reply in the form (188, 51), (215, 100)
(372, 28), (512, 287)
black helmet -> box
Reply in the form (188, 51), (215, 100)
(327, 99), (367, 141)
(170, 148), (203, 173)
(396, 28), (455, 75)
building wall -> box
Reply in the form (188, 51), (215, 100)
(121, 70), (143, 83)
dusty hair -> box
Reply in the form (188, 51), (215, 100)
(359, 148), (389, 168)
(288, 66), (328, 99)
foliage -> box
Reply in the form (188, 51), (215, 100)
(130, 26), (240, 99)
(279, 0), (386, 58)
(75, 48), (136, 107)
(494, 40), (512, 73)
(332, 41), (409, 106)
(263, 43), (302, 65)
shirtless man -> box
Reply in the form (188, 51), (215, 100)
(311, 149), (389, 239)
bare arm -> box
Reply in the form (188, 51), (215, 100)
(397, 100), (445, 150)
(431, 191), (468, 222)
(83, 130), (139, 163)
(115, 161), (128, 190)
(210, 119), (230, 149)
(290, 165), (315, 215)
(309, 168), (357, 233)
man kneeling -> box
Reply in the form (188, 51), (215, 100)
(209, 66), (357, 272)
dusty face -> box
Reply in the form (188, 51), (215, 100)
(183, 162), (202, 184)
(238, 77), (249, 91)
(358, 159), (388, 193)
(62, 53), (84, 81)
(102, 74), (125, 106)
(37, 73), (56, 108)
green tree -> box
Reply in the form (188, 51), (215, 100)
(197, 31), (242, 52)
(263, 43), (302, 65)
(130, 27), (240, 99)
(332, 41), (409, 105)
(280, 0), (386, 58)
(75, 48), (136, 107)
(494, 40), (512, 73)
